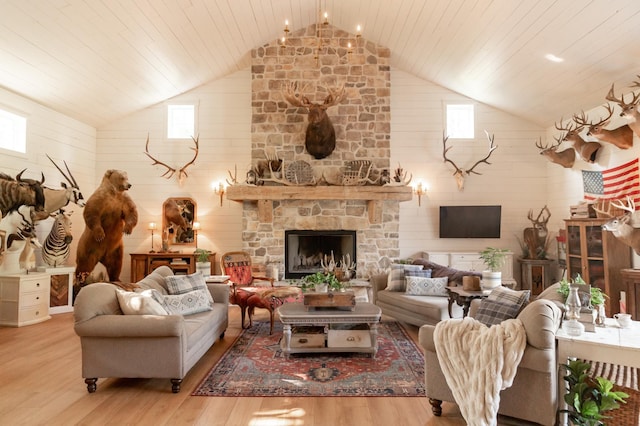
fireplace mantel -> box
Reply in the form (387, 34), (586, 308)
(226, 185), (413, 223)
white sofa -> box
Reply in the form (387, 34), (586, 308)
(371, 259), (483, 326)
(74, 266), (229, 393)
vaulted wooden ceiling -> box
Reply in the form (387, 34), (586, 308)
(1, 0), (639, 128)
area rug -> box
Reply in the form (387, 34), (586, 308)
(192, 321), (425, 397)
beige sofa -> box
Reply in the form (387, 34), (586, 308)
(371, 259), (482, 326)
(73, 266), (229, 393)
(418, 289), (563, 425)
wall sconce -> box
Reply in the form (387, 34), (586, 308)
(413, 182), (428, 206)
(148, 222), (157, 253)
(214, 182), (226, 206)
(192, 221), (200, 248)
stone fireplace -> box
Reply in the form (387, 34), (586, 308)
(234, 23), (405, 279)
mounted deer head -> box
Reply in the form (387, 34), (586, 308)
(554, 119), (600, 163)
(535, 137), (575, 168)
(605, 81), (640, 138)
(282, 82), (346, 159)
(601, 196), (640, 255)
(573, 104), (633, 150)
(144, 134), (199, 187)
(523, 205), (551, 259)
(442, 130), (497, 191)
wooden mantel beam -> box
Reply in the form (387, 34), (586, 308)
(226, 185), (413, 202)
(226, 185), (413, 224)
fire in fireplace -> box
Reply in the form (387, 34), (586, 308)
(284, 230), (356, 279)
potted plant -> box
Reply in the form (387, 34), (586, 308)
(479, 247), (508, 289)
(193, 248), (212, 277)
(560, 359), (628, 425)
(301, 271), (342, 293)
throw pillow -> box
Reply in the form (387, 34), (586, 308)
(162, 289), (213, 315)
(475, 299), (521, 327)
(165, 272), (214, 305)
(116, 289), (168, 315)
(405, 269), (432, 279)
(405, 276), (449, 296)
(386, 264), (424, 292)
(488, 286), (530, 310)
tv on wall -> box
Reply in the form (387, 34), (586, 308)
(439, 205), (502, 238)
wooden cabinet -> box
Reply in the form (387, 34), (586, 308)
(518, 258), (554, 296)
(621, 268), (640, 320)
(426, 251), (516, 288)
(130, 252), (217, 283)
(564, 218), (631, 315)
(0, 273), (51, 327)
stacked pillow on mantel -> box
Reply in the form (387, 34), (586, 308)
(116, 271), (214, 316)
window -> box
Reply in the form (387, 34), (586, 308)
(167, 104), (195, 139)
(446, 104), (474, 139)
(0, 108), (26, 153)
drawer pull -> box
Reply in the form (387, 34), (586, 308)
(36, 296), (39, 300)
(298, 338), (308, 343)
(347, 336), (355, 342)
(36, 311), (39, 316)
(36, 283), (40, 287)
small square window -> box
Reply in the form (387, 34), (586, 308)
(446, 104), (474, 139)
(0, 109), (26, 153)
(167, 104), (195, 139)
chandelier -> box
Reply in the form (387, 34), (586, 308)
(281, 1), (361, 66)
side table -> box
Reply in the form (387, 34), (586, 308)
(446, 286), (491, 318)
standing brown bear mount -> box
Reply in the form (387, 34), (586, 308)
(75, 169), (138, 294)
(282, 82), (346, 160)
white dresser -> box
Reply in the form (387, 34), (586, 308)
(0, 272), (51, 327)
(425, 251), (517, 288)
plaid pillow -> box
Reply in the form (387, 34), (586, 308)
(386, 264), (424, 291)
(405, 276), (448, 296)
(488, 286), (530, 310)
(165, 272), (213, 305)
(475, 299), (521, 327)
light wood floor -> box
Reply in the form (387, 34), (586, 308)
(0, 306), (471, 426)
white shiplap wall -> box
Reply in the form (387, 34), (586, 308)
(96, 69), (251, 281)
(391, 69), (548, 266)
(0, 86), (96, 270)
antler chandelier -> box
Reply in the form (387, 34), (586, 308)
(281, 0), (361, 66)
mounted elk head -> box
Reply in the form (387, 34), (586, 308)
(144, 134), (199, 186)
(442, 130), (497, 191)
(605, 81), (640, 138)
(573, 104), (633, 150)
(0, 170), (45, 219)
(554, 120), (600, 163)
(535, 137), (575, 168)
(601, 196), (640, 255)
(282, 82), (346, 159)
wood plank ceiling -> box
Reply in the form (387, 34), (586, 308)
(0, 0), (639, 128)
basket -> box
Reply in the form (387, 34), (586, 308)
(607, 385), (640, 426)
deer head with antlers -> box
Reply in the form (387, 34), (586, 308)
(554, 119), (600, 163)
(573, 104), (633, 150)
(442, 130), (497, 191)
(144, 134), (199, 187)
(535, 136), (576, 169)
(282, 81), (346, 160)
(605, 80), (640, 138)
(601, 196), (640, 255)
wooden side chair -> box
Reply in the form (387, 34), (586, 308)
(220, 251), (274, 329)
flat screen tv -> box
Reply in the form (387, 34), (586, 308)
(439, 205), (501, 238)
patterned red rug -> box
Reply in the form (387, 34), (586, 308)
(192, 321), (425, 397)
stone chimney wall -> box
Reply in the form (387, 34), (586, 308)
(244, 24), (399, 277)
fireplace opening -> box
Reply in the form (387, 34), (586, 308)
(284, 230), (356, 279)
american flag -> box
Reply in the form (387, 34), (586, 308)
(582, 158), (640, 208)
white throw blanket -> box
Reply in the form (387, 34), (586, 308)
(434, 317), (526, 426)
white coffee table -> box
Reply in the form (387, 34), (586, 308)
(556, 318), (640, 425)
(278, 302), (382, 358)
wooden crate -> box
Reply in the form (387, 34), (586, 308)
(303, 291), (356, 310)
